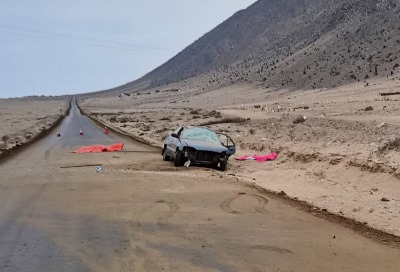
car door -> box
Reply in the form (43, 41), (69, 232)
(217, 133), (236, 157)
(167, 126), (183, 155)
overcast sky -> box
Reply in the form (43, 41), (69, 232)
(0, 0), (257, 98)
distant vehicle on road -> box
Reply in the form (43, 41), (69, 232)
(162, 126), (236, 170)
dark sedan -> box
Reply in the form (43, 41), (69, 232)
(162, 126), (236, 170)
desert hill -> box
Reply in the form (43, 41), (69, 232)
(79, 0), (400, 240)
(96, 0), (400, 95)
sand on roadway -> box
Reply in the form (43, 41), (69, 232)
(80, 77), (400, 236)
(0, 99), (400, 271)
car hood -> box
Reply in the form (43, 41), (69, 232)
(182, 139), (227, 153)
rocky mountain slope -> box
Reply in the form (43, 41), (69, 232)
(100, 0), (400, 95)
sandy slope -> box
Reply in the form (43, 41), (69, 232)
(80, 77), (400, 236)
(0, 97), (70, 154)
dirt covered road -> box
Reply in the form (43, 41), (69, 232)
(0, 99), (399, 272)
(81, 79), (400, 236)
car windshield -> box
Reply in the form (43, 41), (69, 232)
(181, 127), (221, 145)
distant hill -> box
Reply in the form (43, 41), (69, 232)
(98, 0), (400, 95)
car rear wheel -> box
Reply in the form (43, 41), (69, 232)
(174, 150), (184, 167)
(162, 146), (171, 161)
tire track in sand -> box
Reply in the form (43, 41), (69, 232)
(138, 200), (180, 232)
(154, 200), (180, 227)
(220, 192), (269, 215)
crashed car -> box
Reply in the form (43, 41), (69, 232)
(162, 126), (236, 170)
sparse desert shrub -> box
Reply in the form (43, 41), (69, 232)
(1, 135), (9, 142)
(312, 170), (327, 179)
(377, 138), (400, 155)
(25, 132), (32, 140)
(0, 141), (6, 149)
(155, 127), (170, 134)
(248, 143), (264, 151)
(207, 110), (222, 118)
(142, 125), (151, 132)
(117, 116), (129, 123)
(365, 106), (374, 111)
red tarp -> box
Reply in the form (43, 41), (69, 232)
(73, 143), (124, 153)
(235, 152), (278, 162)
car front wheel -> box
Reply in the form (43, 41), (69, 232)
(219, 160), (227, 171)
(174, 150), (184, 167)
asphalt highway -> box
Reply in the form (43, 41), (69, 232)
(0, 98), (399, 272)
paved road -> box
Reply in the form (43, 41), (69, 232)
(0, 98), (399, 272)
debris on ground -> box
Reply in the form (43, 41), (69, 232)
(377, 122), (387, 128)
(73, 143), (124, 153)
(60, 164), (102, 169)
(236, 152), (278, 162)
(293, 116), (307, 124)
(329, 156), (344, 165)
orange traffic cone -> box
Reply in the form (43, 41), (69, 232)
(104, 127), (109, 134)
(79, 129), (84, 136)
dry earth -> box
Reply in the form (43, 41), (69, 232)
(80, 76), (400, 236)
(0, 97), (70, 156)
